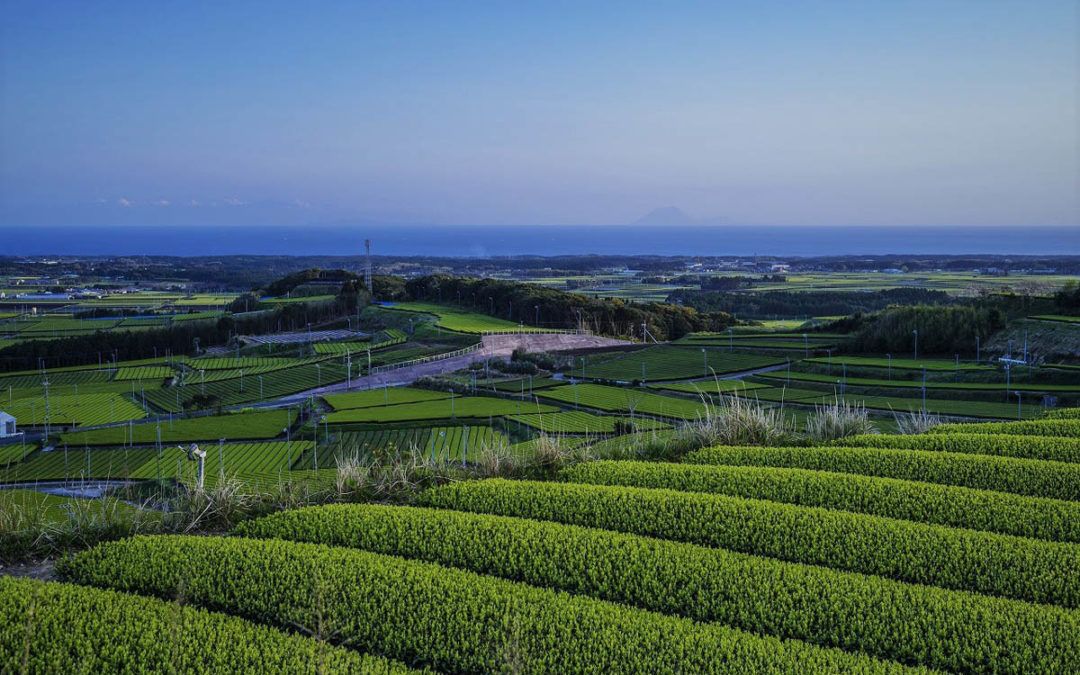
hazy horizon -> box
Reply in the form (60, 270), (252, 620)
(3, 223), (1078, 257)
(2, 1), (1078, 230)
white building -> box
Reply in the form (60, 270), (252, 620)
(0, 411), (17, 438)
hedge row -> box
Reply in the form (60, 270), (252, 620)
(930, 419), (1080, 438)
(0, 576), (411, 674)
(58, 535), (919, 674)
(837, 432), (1080, 464)
(236, 503), (1080, 674)
(684, 445), (1080, 501)
(418, 479), (1080, 608)
(1044, 408), (1080, 419)
(559, 460), (1080, 543)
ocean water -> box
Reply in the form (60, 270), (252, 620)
(2, 225), (1077, 257)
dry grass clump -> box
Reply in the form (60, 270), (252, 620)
(804, 398), (876, 443)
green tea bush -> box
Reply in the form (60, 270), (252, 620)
(419, 479), (1080, 607)
(59, 535), (918, 674)
(929, 419), (1080, 438)
(559, 460), (1080, 542)
(837, 432), (1080, 463)
(685, 445), (1080, 501)
(0, 576), (411, 674)
(237, 503), (1080, 674)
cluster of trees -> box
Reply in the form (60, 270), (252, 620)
(669, 287), (954, 318)
(0, 297), (357, 372)
(403, 275), (732, 340)
(1054, 281), (1080, 314)
(847, 305), (1005, 356)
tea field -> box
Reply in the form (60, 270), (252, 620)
(6, 413), (1074, 673)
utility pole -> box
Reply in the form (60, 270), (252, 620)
(364, 239), (373, 292)
(912, 329), (918, 361)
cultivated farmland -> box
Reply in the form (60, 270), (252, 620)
(581, 345), (786, 381)
(535, 383), (710, 419)
(57, 409), (294, 446)
(385, 302), (541, 333)
(325, 396), (557, 424)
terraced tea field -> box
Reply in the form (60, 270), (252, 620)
(300, 426), (507, 468)
(57, 409), (294, 446)
(322, 386), (453, 410)
(325, 396), (557, 424)
(4, 392), (146, 427)
(18, 413), (1075, 673)
(507, 410), (670, 434)
(758, 369), (1080, 393)
(535, 383), (710, 419)
(2, 441), (312, 487)
(581, 345), (785, 381)
(385, 302), (540, 333)
(144, 361), (349, 411)
(804, 355), (992, 371)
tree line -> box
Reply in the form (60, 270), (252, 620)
(845, 305), (1006, 356)
(403, 275), (733, 340)
(668, 287), (955, 319)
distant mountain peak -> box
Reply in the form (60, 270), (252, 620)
(632, 206), (698, 226)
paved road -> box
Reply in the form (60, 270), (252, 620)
(271, 333), (630, 404)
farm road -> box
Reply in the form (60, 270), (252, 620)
(271, 333), (630, 404)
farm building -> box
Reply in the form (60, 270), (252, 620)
(0, 411), (17, 438)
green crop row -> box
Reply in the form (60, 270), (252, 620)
(930, 419), (1080, 437)
(113, 365), (175, 381)
(144, 361), (348, 411)
(5, 392), (146, 427)
(837, 432), (1080, 463)
(1045, 407), (1080, 418)
(58, 535), (915, 674)
(387, 302), (535, 333)
(686, 445), (1080, 501)
(0, 368), (113, 391)
(58, 408), (293, 446)
(646, 379), (770, 395)
(0, 577), (410, 674)
(3, 441), (311, 487)
(299, 426), (505, 469)
(131, 441), (314, 487)
(236, 503), (1079, 674)
(0, 443), (34, 468)
(535, 383), (709, 419)
(507, 411), (670, 434)
(581, 345), (785, 381)
(325, 396), (557, 424)
(419, 478), (1080, 607)
(559, 460), (1080, 543)
(322, 387), (453, 411)
(759, 370), (1080, 393)
(803, 356), (991, 371)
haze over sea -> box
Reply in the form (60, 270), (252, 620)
(3, 225), (1078, 257)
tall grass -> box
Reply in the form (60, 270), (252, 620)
(677, 394), (797, 450)
(804, 398), (876, 443)
(893, 408), (945, 435)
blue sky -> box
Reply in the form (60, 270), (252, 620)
(1, 1), (1076, 228)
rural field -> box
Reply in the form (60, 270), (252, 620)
(4, 2), (1080, 670)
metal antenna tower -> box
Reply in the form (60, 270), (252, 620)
(364, 238), (373, 291)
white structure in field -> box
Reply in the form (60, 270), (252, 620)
(0, 411), (17, 438)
